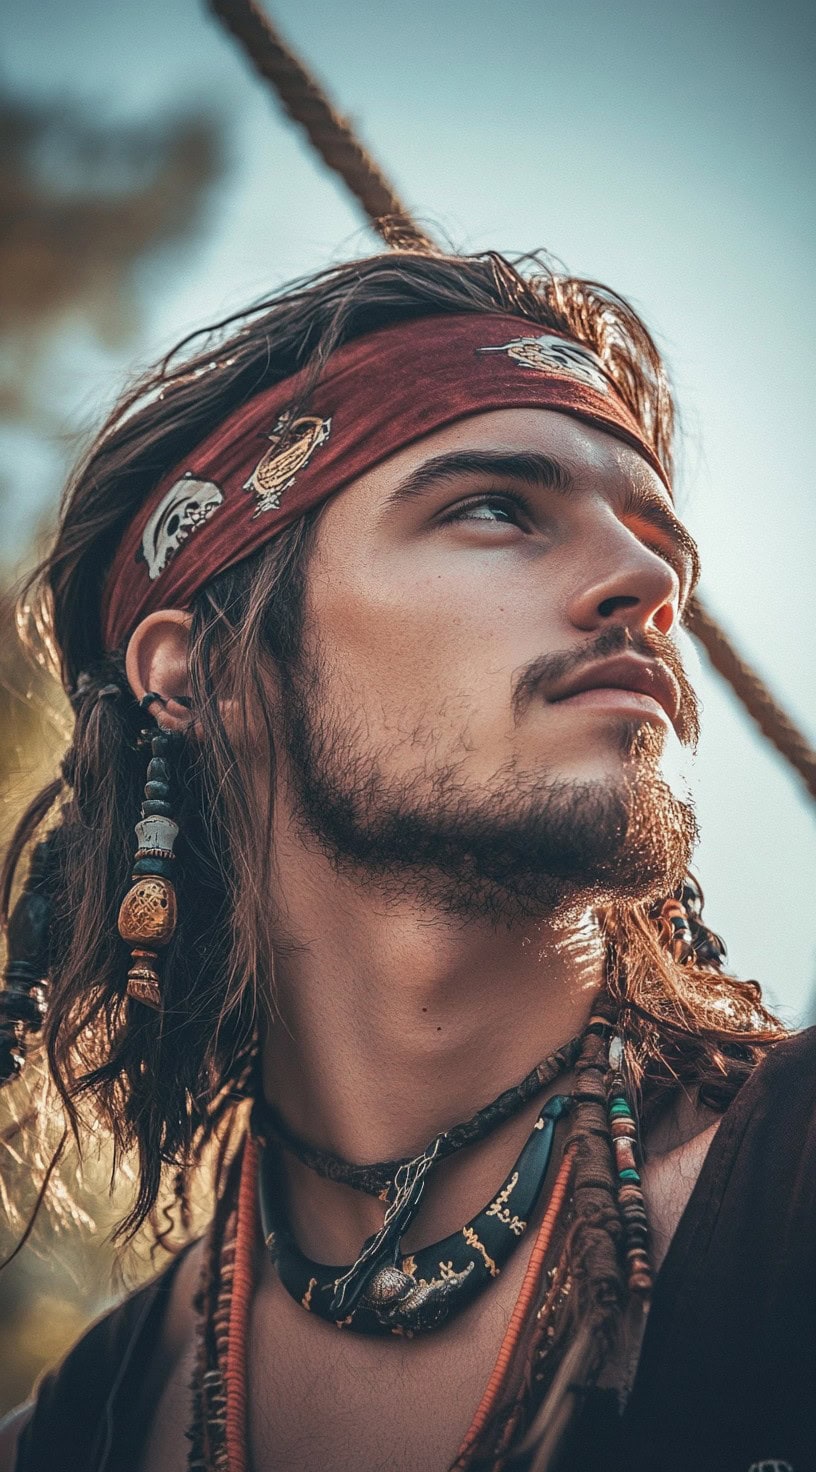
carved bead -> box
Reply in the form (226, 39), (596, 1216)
(118, 877), (177, 949)
(135, 817), (178, 854)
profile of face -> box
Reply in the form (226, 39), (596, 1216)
(267, 407), (702, 918)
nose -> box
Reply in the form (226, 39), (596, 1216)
(566, 523), (679, 638)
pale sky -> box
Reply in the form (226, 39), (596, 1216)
(3, 0), (815, 1020)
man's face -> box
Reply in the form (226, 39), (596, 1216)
(273, 407), (701, 917)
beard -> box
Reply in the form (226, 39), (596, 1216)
(277, 631), (699, 923)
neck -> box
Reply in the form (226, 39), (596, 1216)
(259, 835), (605, 1261)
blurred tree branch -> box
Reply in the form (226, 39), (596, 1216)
(0, 90), (227, 1411)
(0, 89), (225, 425)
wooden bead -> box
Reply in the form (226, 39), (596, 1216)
(613, 1138), (638, 1173)
(628, 1271), (653, 1295)
(611, 1117), (637, 1139)
(118, 877), (177, 949)
(126, 951), (161, 1008)
(618, 1184), (643, 1205)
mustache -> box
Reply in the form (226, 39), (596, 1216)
(512, 624), (700, 747)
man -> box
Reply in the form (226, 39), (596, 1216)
(0, 249), (811, 1472)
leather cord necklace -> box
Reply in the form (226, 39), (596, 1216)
(253, 1031), (582, 1201)
(252, 1024), (612, 1335)
(257, 1091), (573, 1334)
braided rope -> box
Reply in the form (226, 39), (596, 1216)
(207, 0), (432, 249)
(687, 596), (816, 802)
(209, 0), (815, 807)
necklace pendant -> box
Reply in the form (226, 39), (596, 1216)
(361, 1260), (475, 1332)
(361, 1264), (416, 1314)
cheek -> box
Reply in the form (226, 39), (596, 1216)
(308, 544), (551, 713)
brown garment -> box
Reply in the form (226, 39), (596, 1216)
(14, 1028), (816, 1472)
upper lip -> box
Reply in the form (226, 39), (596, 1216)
(546, 655), (681, 726)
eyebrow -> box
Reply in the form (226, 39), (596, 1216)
(385, 446), (700, 596)
(384, 450), (574, 506)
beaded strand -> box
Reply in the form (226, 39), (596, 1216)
(606, 1035), (653, 1299)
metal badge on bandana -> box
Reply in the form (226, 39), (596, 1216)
(478, 333), (611, 395)
(244, 413), (332, 516)
(139, 473), (224, 581)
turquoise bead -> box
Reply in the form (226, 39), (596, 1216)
(609, 1099), (633, 1118)
(619, 1167), (641, 1184)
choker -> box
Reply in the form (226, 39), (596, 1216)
(258, 1092), (573, 1335)
(253, 1030), (584, 1199)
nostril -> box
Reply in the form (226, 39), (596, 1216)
(598, 594), (639, 618)
(653, 604), (675, 635)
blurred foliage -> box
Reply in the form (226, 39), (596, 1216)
(0, 88), (223, 426)
(0, 84), (225, 1416)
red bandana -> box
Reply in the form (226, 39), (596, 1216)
(101, 313), (670, 651)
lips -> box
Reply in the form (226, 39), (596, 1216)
(546, 654), (681, 727)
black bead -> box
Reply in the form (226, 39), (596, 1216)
(621, 1221), (649, 1243)
(141, 800), (173, 818)
(144, 781), (170, 801)
(152, 731), (176, 758)
(131, 855), (176, 880)
(146, 757), (170, 785)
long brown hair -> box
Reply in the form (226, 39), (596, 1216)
(2, 247), (784, 1456)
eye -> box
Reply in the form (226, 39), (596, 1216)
(443, 490), (532, 527)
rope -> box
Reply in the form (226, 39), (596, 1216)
(225, 1134), (258, 1472)
(207, 0), (433, 250)
(687, 596), (816, 802)
(455, 1146), (576, 1467)
(209, 0), (815, 807)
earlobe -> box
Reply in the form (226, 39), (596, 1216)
(125, 609), (194, 731)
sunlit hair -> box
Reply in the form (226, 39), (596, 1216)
(2, 248), (784, 1456)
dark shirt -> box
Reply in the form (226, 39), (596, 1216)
(14, 1029), (816, 1472)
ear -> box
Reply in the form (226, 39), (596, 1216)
(125, 609), (194, 732)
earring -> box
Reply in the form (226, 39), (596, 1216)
(118, 702), (182, 1009)
(0, 838), (52, 1085)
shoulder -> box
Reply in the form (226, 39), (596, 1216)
(717, 1025), (816, 1152)
(0, 1404), (33, 1472)
(8, 1239), (202, 1472)
(641, 1027), (815, 1272)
